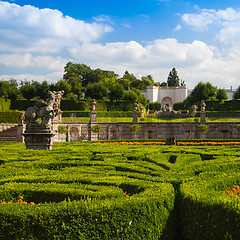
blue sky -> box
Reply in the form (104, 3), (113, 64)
(1, 0), (240, 89)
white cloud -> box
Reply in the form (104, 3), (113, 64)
(174, 24), (182, 31)
(0, 3), (240, 90)
(1, 37), (240, 88)
(181, 8), (240, 32)
(0, 72), (64, 83)
(0, 53), (66, 71)
(0, 1), (113, 53)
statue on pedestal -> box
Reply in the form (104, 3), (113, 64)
(25, 90), (62, 129)
(23, 90), (64, 150)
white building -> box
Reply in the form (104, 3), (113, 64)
(141, 85), (236, 107)
(141, 85), (188, 107)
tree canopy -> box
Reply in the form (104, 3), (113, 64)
(216, 89), (228, 101)
(167, 68), (180, 87)
(184, 82), (216, 107)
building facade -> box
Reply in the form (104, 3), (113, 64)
(141, 85), (188, 107)
(141, 85), (236, 106)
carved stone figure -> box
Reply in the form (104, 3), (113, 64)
(133, 100), (138, 112)
(192, 105), (198, 117)
(91, 99), (97, 111)
(25, 90), (61, 128)
(201, 100), (206, 112)
(19, 112), (25, 125)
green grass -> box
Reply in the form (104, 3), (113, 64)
(62, 116), (240, 123)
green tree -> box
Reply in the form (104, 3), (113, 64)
(216, 88), (228, 101)
(184, 82), (216, 107)
(32, 80), (50, 100)
(109, 83), (125, 102)
(233, 86), (240, 99)
(56, 80), (71, 96)
(167, 68), (180, 86)
(124, 90), (138, 102)
(20, 82), (36, 100)
(85, 82), (108, 100)
(0, 79), (20, 100)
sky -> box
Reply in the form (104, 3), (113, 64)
(0, 0), (240, 89)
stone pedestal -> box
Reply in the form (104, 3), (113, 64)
(88, 124), (98, 141)
(89, 110), (97, 123)
(23, 124), (54, 150)
(16, 124), (25, 143)
(200, 112), (206, 123)
(132, 111), (138, 123)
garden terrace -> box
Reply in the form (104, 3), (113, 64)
(0, 142), (240, 239)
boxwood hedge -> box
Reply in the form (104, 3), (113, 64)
(0, 142), (240, 239)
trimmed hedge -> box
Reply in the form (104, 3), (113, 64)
(1, 142), (240, 238)
(0, 180), (176, 240)
(0, 98), (10, 111)
(206, 99), (240, 111)
(10, 100), (135, 112)
(0, 111), (21, 123)
(180, 174), (240, 240)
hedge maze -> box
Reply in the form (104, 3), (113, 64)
(0, 142), (240, 239)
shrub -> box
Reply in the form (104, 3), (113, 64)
(199, 125), (209, 133)
(57, 125), (68, 134)
(91, 125), (102, 133)
(194, 118), (200, 123)
(173, 102), (185, 111)
(129, 124), (141, 132)
(0, 111), (21, 123)
(149, 102), (162, 111)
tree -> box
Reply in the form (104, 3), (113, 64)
(184, 82), (216, 107)
(55, 80), (71, 96)
(124, 90), (138, 102)
(85, 82), (108, 100)
(216, 89), (228, 101)
(20, 82), (36, 100)
(32, 80), (50, 100)
(109, 83), (125, 102)
(233, 86), (240, 99)
(167, 68), (180, 86)
(0, 79), (20, 100)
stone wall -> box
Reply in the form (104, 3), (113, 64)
(52, 122), (240, 142)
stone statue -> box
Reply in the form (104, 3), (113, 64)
(25, 90), (61, 128)
(54, 90), (64, 109)
(19, 112), (25, 125)
(201, 100), (206, 112)
(192, 105), (198, 117)
(133, 100), (138, 112)
(140, 106), (144, 118)
(91, 99), (97, 111)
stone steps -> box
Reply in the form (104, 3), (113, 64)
(0, 125), (18, 142)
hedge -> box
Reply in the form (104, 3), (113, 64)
(0, 181), (176, 240)
(10, 100), (135, 112)
(0, 111), (21, 123)
(206, 99), (240, 111)
(0, 98), (10, 111)
(180, 174), (240, 240)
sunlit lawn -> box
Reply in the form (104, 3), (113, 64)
(62, 116), (240, 123)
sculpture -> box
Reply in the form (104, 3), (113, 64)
(25, 90), (62, 128)
(91, 99), (97, 111)
(201, 100), (206, 112)
(133, 100), (138, 112)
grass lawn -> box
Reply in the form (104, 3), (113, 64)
(62, 116), (240, 123)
